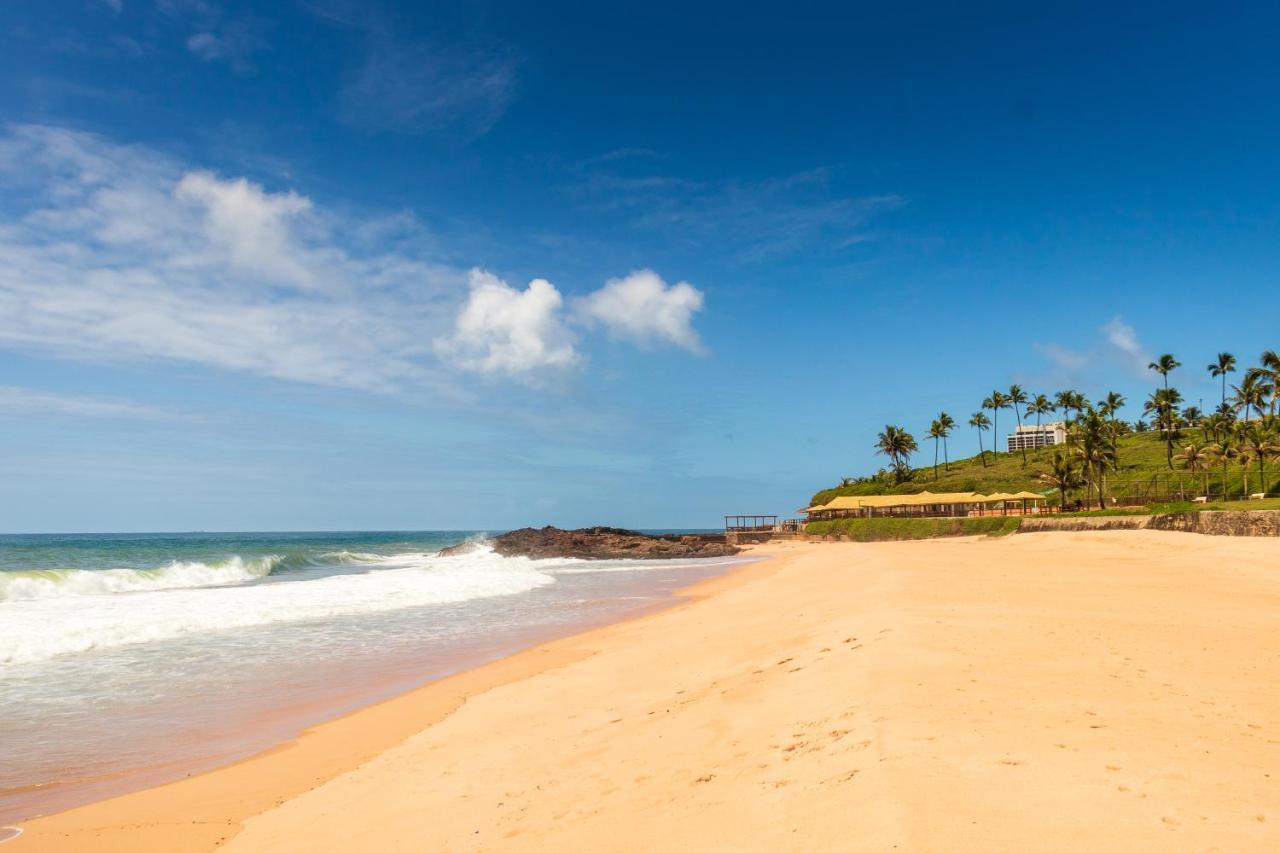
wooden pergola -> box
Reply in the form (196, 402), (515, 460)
(725, 515), (778, 532)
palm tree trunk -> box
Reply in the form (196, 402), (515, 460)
(933, 439), (939, 480)
(943, 436), (949, 471)
(977, 430), (986, 467)
(1014, 405), (1027, 464)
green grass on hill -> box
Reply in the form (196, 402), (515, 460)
(811, 430), (1280, 507)
(805, 516), (1021, 541)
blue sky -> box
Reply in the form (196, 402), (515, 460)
(2, 1), (1280, 532)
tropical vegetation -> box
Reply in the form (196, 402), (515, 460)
(815, 349), (1280, 511)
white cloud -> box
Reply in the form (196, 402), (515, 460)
(182, 19), (263, 73)
(0, 124), (461, 394)
(0, 386), (171, 419)
(175, 171), (314, 287)
(0, 126), (705, 397)
(434, 269), (578, 376)
(1102, 316), (1151, 375)
(575, 269), (704, 352)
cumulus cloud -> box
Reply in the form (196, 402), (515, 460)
(433, 269), (578, 376)
(575, 269), (704, 352)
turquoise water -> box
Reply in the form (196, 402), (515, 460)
(0, 530), (743, 823)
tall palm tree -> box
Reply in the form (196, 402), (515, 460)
(928, 419), (944, 480)
(1007, 384), (1029, 464)
(1038, 449), (1083, 511)
(1247, 349), (1280, 422)
(875, 425), (918, 484)
(1098, 391), (1126, 470)
(1148, 353), (1181, 390)
(970, 412), (990, 467)
(1208, 352), (1236, 411)
(1054, 390), (1076, 427)
(1173, 441), (1211, 498)
(987, 390), (1009, 457)
(1145, 387), (1183, 469)
(937, 411), (955, 470)
(1025, 394), (1054, 458)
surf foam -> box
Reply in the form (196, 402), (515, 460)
(0, 546), (556, 666)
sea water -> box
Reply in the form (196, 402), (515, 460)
(0, 531), (747, 823)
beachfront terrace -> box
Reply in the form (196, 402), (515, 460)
(802, 490), (1051, 520)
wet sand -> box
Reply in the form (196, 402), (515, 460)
(12, 532), (1280, 851)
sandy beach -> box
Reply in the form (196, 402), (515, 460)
(12, 531), (1280, 851)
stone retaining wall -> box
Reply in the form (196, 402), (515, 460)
(1019, 510), (1280, 537)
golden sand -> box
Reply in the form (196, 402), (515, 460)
(13, 532), (1280, 851)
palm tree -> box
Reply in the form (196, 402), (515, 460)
(937, 412), (955, 470)
(1007, 385), (1029, 464)
(1054, 390), (1076, 427)
(1039, 449), (1083, 511)
(1025, 394), (1054, 458)
(928, 419), (944, 480)
(1232, 373), (1267, 423)
(987, 390), (1009, 458)
(1181, 406), (1204, 441)
(1070, 408), (1119, 509)
(1247, 350), (1280, 422)
(969, 412), (990, 467)
(1098, 391), (1126, 470)
(875, 425), (918, 484)
(1173, 441), (1211, 498)
(1206, 439), (1237, 500)
(1208, 352), (1236, 411)
(1148, 353), (1181, 390)
(1238, 424), (1280, 496)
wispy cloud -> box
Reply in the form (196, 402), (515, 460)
(185, 25), (264, 74)
(0, 124), (462, 394)
(1102, 316), (1152, 376)
(563, 160), (902, 263)
(0, 386), (174, 419)
(339, 37), (516, 137)
(304, 0), (517, 138)
(0, 126), (705, 396)
(1033, 342), (1087, 370)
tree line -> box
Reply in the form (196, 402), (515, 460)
(868, 350), (1280, 508)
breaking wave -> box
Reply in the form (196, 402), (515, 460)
(0, 545), (556, 666)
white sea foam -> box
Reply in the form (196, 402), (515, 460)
(0, 556), (281, 602)
(0, 546), (556, 666)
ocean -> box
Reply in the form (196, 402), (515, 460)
(0, 530), (748, 823)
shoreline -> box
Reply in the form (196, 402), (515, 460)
(6, 547), (778, 851)
(14, 532), (1280, 850)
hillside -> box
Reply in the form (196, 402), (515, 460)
(809, 429), (1274, 507)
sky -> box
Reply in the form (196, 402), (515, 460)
(2, 1), (1280, 532)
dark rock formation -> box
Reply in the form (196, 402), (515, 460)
(451, 526), (740, 560)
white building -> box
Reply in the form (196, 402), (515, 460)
(1007, 421), (1067, 452)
